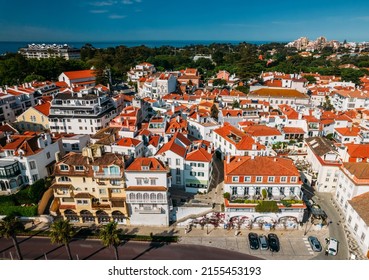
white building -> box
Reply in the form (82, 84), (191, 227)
(110, 137), (144, 158)
(60, 134), (91, 153)
(184, 142), (214, 193)
(127, 62), (156, 82)
(332, 90), (369, 111)
(138, 73), (177, 98)
(223, 156), (306, 228)
(0, 132), (60, 188)
(335, 162), (369, 258)
(213, 123), (268, 159)
(346, 192), (369, 258)
(125, 157), (171, 226)
(305, 137), (342, 192)
(248, 88), (310, 109)
(49, 88), (117, 135)
(187, 110), (220, 142)
(18, 43), (80, 60)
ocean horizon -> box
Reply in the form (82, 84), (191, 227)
(0, 40), (284, 55)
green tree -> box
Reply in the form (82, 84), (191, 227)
(99, 221), (121, 260)
(210, 104), (219, 120)
(304, 75), (317, 84)
(0, 215), (25, 260)
(322, 96), (334, 111)
(49, 219), (74, 260)
(231, 99), (240, 109)
(213, 79), (227, 87)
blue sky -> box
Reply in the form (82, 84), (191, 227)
(1, 0), (369, 42)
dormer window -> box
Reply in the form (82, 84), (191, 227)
(75, 166), (84, 171)
(142, 166), (149, 171)
(60, 164), (69, 171)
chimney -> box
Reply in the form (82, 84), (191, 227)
(226, 153), (230, 164)
(252, 144), (257, 150)
(55, 151), (61, 163)
(274, 157), (277, 162)
(207, 144), (212, 154)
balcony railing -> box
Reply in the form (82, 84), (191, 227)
(94, 172), (122, 179)
(134, 207), (162, 214)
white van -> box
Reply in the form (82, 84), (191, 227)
(326, 238), (338, 256)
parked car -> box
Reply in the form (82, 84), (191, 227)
(326, 238), (339, 256)
(308, 236), (322, 252)
(248, 232), (259, 250)
(268, 233), (280, 252)
(259, 234), (269, 250)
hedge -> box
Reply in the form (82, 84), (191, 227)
(255, 201), (279, 213)
(0, 205), (38, 217)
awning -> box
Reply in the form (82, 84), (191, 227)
(185, 179), (208, 185)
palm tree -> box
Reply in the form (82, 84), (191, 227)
(49, 219), (74, 260)
(0, 215), (25, 260)
(99, 221), (121, 260)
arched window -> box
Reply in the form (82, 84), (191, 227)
(157, 193), (164, 202)
(136, 193), (142, 201)
(109, 166), (119, 175)
(9, 179), (17, 189)
(150, 193), (156, 202)
(58, 176), (71, 182)
(143, 193), (149, 202)
(129, 193), (135, 201)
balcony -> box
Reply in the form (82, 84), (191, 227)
(134, 206), (162, 214)
(94, 172), (123, 179)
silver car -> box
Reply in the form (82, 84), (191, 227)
(308, 236), (322, 252)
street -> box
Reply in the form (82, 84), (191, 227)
(0, 236), (260, 260)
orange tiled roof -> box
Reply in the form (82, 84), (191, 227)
(115, 137), (141, 147)
(345, 143), (369, 158)
(243, 124), (282, 137)
(283, 127), (305, 134)
(63, 70), (96, 80)
(250, 88), (307, 99)
(185, 147), (212, 162)
(126, 186), (167, 191)
(126, 157), (167, 172)
(225, 156), (300, 183)
(33, 101), (51, 117)
(335, 126), (361, 137)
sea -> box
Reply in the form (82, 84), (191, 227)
(0, 40), (274, 55)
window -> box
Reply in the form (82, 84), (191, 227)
(198, 172), (205, 177)
(71, 144), (79, 151)
(268, 176), (274, 182)
(176, 176), (181, 184)
(280, 187), (285, 195)
(190, 171), (196, 176)
(232, 176), (239, 182)
(291, 176), (297, 183)
(110, 180), (120, 186)
(59, 176), (71, 182)
(244, 176), (251, 182)
(190, 163), (196, 167)
(280, 176), (287, 182)
(354, 224), (358, 232)
(289, 187), (295, 195)
(150, 179), (156, 185)
(361, 233), (366, 242)
(348, 216), (352, 224)
(256, 176), (263, 182)
(111, 188), (121, 193)
(167, 158), (171, 165)
(99, 189), (106, 194)
(59, 164), (69, 171)
(32, 174), (38, 182)
(46, 152), (50, 159)
(29, 161), (36, 170)
(75, 165), (84, 171)
(255, 187), (261, 195)
(176, 159), (180, 166)
(136, 178), (142, 185)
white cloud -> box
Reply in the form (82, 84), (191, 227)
(90, 1), (117, 6)
(109, 14), (127, 19)
(89, 10), (108, 13)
